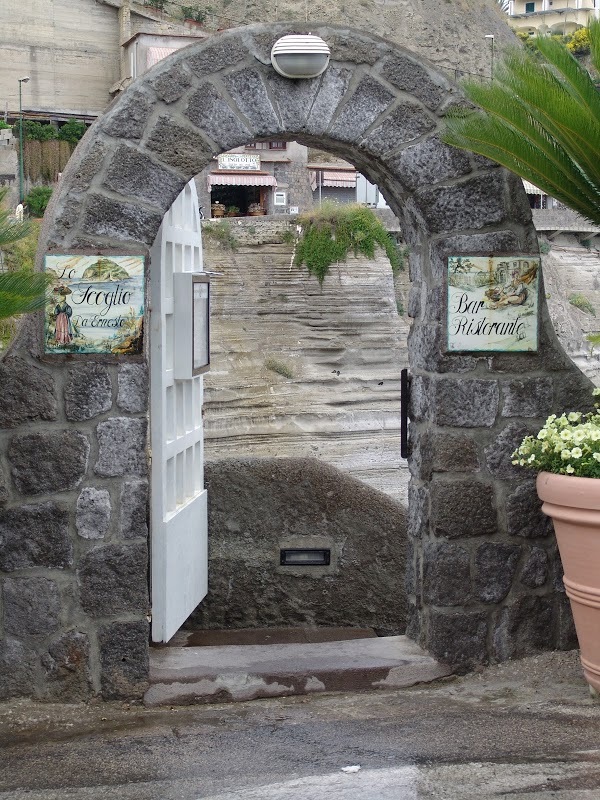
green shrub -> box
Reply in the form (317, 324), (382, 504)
(181, 4), (206, 21)
(569, 292), (596, 316)
(25, 186), (53, 217)
(567, 27), (591, 56)
(14, 121), (57, 141)
(538, 237), (551, 254)
(0, 120), (11, 130)
(294, 202), (401, 283)
(202, 219), (237, 250)
(58, 119), (86, 145)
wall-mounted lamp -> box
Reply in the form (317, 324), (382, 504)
(270, 34), (330, 79)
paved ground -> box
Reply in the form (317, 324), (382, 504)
(2, 650), (600, 799)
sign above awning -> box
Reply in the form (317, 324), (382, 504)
(218, 153), (260, 171)
(208, 171), (278, 189)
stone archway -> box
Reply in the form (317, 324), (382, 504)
(0, 23), (589, 701)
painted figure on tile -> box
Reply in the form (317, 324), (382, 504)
(53, 285), (74, 345)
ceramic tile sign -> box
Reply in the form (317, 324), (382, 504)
(44, 255), (144, 355)
(447, 254), (540, 352)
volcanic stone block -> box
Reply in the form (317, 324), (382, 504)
(95, 418), (147, 477)
(381, 54), (447, 110)
(0, 464), (8, 507)
(493, 595), (555, 661)
(485, 422), (538, 480)
(329, 76), (395, 143)
(78, 542), (148, 616)
(501, 377), (553, 418)
(3, 577), (61, 636)
(390, 137), (472, 192)
(120, 479), (149, 539)
(409, 322), (479, 374)
(9, 431), (89, 495)
(186, 34), (248, 77)
(415, 172), (506, 235)
(431, 479), (497, 539)
(147, 63), (192, 104)
(422, 541), (470, 606)
(102, 90), (153, 140)
(520, 546), (549, 588)
(103, 145), (184, 208)
(222, 69), (282, 137)
(408, 480), (429, 538)
(42, 630), (93, 702)
(434, 378), (499, 428)
(327, 32), (385, 65)
(68, 140), (109, 193)
(0, 637), (36, 700)
(0, 502), (72, 571)
(99, 619), (149, 700)
(361, 102), (437, 157)
(506, 481), (553, 539)
(304, 65), (353, 136)
(64, 363), (112, 422)
(473, 542), (521, 603)
(426, 610), (488, 668)
(0, 356), (57, 429)
(117, 364), (148, 413)
(264, 71), (320, 132)
(83, 194), (163, 245)
(185, 84), (251, 152)
(146, 116), (214, 176)
(431, 433), (480, 474)
(76, 487), (111, 540)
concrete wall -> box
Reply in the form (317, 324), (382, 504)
(192, 458), (407, 635)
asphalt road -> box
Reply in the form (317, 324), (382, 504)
(1, 650), (600, 799)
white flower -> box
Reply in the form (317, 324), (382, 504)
(561, 449), (571, 460)
(571, 447), (583, 458)
(594, 453), (600, 462)
(568, 412), (582, 422)
(593, 388), (600, 397)
(560, 430), (572, 441)
(537, 429), (548, 440)
(572, 429), (586, 444)
(566, 464), (575, 474)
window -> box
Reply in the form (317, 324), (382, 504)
(246, 141), (286, 150)
(525, 2), (535, 12)
(273, 191), (287, 206)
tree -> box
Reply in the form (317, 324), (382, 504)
(0, 188), (50, 321)
(442, 20), (600, 225)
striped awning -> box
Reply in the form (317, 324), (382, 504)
(522, 179), (544, 195)
(208, 171), (277, 189)
(146, 46), (178, 69)
(309, 169), (357, 191)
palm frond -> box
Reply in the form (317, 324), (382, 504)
(442, 28), (600, 226)
(0, 271), (52, 320)
(0, 187), (31, 249)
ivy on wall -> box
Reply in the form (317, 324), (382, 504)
(294, 203), (402, 283)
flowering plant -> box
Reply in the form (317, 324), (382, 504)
(512, 389), (600, 477)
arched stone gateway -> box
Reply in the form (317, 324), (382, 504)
(0, 23), (590, 700)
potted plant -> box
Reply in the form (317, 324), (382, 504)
(248, 202), (265, 216)
(211, 202), (225, 218)
(226, 205), (240, 217)
(513, 388), (600, 696)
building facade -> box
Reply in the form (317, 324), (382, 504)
(508, 0), (600, 35)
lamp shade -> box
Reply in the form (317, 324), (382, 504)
(270, 34), (330, 79)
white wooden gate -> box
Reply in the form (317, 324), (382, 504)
(149, 180), (208, 642)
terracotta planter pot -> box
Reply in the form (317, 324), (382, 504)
(537, 471), (600, 693)
(211, 208), (225, 218)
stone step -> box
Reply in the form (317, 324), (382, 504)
(143, 635), (453, 707)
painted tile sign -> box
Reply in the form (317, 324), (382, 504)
(44, 255), (144, 355)
(447, 255), (540, 352)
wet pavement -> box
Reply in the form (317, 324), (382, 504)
(2, 650), (600, 799)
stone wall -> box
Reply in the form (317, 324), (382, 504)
(0, 358), (150, 700)
(190, 458), (407, 635)
(0, 23), (591, 701)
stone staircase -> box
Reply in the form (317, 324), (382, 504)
(202, 238), (411, 504)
